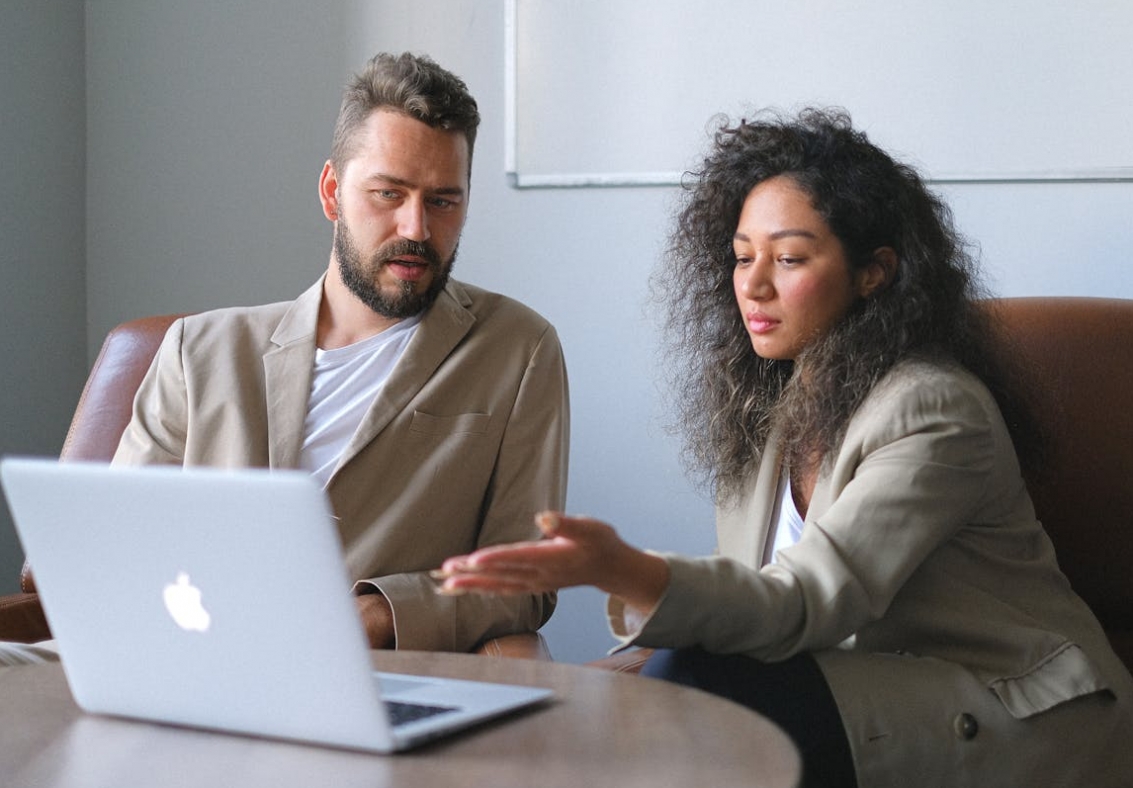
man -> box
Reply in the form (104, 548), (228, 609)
(2, 52), (567, 662)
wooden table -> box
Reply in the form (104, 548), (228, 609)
(0, 651), (800, 788)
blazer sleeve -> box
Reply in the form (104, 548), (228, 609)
(615, 365), (1002, 661)
(113, 318), (190, 466)
(366, 324), (569, 652)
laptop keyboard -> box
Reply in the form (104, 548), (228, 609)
(384, 699), (458, 727)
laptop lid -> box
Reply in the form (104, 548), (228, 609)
(0, 457), (551, 753)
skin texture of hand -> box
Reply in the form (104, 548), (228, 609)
(355, 591), (396, 649)
(437, 512), (671, 615)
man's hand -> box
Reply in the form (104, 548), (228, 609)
(355, 591), (396, 649)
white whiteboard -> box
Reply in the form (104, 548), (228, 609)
(506, 0), (1133, 187)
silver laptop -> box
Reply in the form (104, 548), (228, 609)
(0, 456), (552, 753)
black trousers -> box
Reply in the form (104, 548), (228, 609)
(641, 647), (857, 788)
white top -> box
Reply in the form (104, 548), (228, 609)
(769, 471), (806, 564)
(299, 315), (421, 486)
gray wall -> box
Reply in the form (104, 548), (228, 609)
(0, 0), (88, 592)
(4, 0), (1131, 660)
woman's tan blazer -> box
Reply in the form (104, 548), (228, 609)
(612, 360), (1133, 786)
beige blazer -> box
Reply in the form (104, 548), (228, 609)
(115, 277), (569, 653)
(612, 360), (1133, 786)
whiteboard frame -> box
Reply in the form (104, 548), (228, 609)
(503, 0), (1133, 189)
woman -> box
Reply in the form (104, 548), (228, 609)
(437, 109), (1133, 787)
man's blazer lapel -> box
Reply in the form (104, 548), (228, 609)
(264, 280), (321, 470)
(333, 282), (475, 473)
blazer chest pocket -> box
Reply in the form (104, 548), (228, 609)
(409, 410), (490, 436)
(988, 642), (1111, 719)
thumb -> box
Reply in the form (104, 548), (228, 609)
(535, 510), (564, 537)
(535, 511), (598, 541)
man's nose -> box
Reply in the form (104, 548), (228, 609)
(397, 199), (429, 242)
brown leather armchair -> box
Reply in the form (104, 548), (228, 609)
(592, 297), (1133, 675)
(0, 314), (550, 660)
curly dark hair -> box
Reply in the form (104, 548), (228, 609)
(656, 108), (1034, 500)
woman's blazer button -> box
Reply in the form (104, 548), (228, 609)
(952, 712), (979, 741)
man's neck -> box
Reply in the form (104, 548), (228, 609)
(317, 267), (403, 350)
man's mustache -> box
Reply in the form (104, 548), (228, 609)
(377, 240), (443, 269)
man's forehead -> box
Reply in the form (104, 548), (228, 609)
(343, 110), (470, 186)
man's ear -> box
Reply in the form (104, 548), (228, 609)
(857, 247), (898, 298)
(318, 161), (340, 222)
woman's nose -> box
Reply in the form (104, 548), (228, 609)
(738, 260), (772, 300)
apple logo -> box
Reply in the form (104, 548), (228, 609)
(162, 572), (212, 632)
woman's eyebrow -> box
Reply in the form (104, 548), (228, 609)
(734, 228), (819, 242)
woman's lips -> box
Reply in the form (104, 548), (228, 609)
(746, 312), (779, 333)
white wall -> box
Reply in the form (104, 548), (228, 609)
(0, 0), (88, 592)
(5, 0), (1130, 656)
(514, 1), (1133, 181)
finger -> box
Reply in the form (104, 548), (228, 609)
(436, 575), (542, 596)
(448, 541), (567, 570)
(439, 537), (549, 574)
(434, 556), (547, 582)
(437, 548), (515, 575)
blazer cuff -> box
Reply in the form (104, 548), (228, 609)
(605, 551), (672, 653)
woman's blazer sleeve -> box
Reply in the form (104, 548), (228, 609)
(627, 362), (1008, 661)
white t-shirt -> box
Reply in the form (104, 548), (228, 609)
(769, 471), (806, 564)
(299, 315), (421, 486)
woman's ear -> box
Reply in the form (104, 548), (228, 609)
(857, 247), (898, 298)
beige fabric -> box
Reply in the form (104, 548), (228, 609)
(0, 639), (59, 667)
(610, 360), (1133, 787)
(115, 277), (569, 653)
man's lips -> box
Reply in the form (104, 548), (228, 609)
(386, 256), (431, 282)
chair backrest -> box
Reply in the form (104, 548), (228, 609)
(19, 314), (184, 592)
(59, 314), (186, 464)
(989, 297), (1133, 669)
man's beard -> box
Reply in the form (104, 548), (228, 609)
(333, 217), (455, 319)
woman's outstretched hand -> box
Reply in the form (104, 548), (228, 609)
(434, 511), (670, 614)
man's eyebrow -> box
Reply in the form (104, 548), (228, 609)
(361, 172), (466, 196)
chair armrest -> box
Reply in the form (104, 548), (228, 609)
(473, 632), (552, 660)
(587, 647), (654, 674)
(0, 592), (51, 644)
